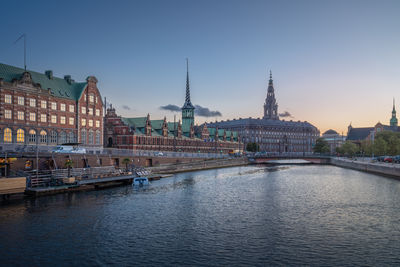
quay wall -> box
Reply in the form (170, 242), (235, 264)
(149, 158), (248, 174)
(331, 158), (400, 178)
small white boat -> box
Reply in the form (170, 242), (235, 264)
(133, 177), (149, 187)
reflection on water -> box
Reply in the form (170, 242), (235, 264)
(1, 165), (400, 266)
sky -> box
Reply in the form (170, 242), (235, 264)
(1, 0), (400, 134)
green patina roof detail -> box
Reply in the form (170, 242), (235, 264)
(0, 62), (87, 101)
(151, 120), (164, 130)
(167, 122), (179, 132)
(121, 117), (147, 129)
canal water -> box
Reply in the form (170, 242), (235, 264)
(1, 165), (400, 266)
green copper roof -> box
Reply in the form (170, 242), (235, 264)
(121, 117), (147, 129)
(0, 62), (87, 100)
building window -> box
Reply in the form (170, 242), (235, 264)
(40, 130), (47, 143)
(51, 102), (57, 110)
(40, 114), (47, 122)
(51, 115), (57, 124)
(69, 117), (74, 125)
(3, 128), (12, 143)
(84, 94), (87, 101)
(95, 96), (98, 103)
(68, 132), (75, 143)
(18, 111), (24, 120)
(60, 116), (66, 124)
(95, 109), (100, 116)
(69, 105), (74, 112)
(88, 130), (93, 145)
(4, 94), (12, 104)
(16, 129), (24, 143)
(60, 103), (66, 111)
(50, 131), (57, 143)
(18, 96), (24, 105)
(4, 110), (12, 119)
(29, 112), (36, 121)
(81, 118), (86, 126)
(59, 131), (67, 144)
(81, 130), (86, 144)
(41, 100), (47, 109)
(82, 107), (86, 114)
(95, 130), (100, 145)
(29, 98), (36, 107)
(89, 119), (93, 127)
(89, 94), (94, 103)
(28, 129), (36, 143)
(95, 120), (100, 128)
(88, 108), (93, 115)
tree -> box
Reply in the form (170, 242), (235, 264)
(65, 159), (74, 178)
(122, 158), (131, 171)
(373, 138), (387, 156)
(246, 142), (259, 152)
(340, 141), (358, 157)
(313, 138), (330, 154)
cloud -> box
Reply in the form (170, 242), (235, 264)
(160, 104), (181, 112)
(160, 104), (222, 117)
(279, 111), (293, 118)
(194, 105), (222, 117)
(122, 105), (131, 110)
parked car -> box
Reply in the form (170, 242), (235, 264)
(393, 155), (400, 163)
(384, 156), (393, 163)
(376, 156), (386, 162)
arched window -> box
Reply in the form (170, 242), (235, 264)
(81, 130), (86, 144)
(95, 130), (100, 145)
(40, 130), (47, 143)
(68, 132), (75, 143)
(4, 128), (12, 143)
(28, 129), (36, 143)
(16, 129), (24, 143)
(88, 130), (93, 145)
(50, 131), (57, 143)
(59, 131), (67, 144)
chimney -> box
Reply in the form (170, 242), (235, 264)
(45, 70), (53, 79)
(64, 75), (72, 84)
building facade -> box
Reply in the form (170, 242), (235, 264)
(207, 72), (320, 153)
(104, 61), (242, 153)
(347, 100), (399, 143)
(0, 63), (103, 147)
(321, 129), (345, 154)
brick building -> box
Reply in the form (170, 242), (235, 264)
(104, 61), (242, 153)
(0, 63), (103, 147)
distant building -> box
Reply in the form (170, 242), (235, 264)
(321, 129), (345, 153)
(0, 62), (103, 147)
(104, 61), (242, 153)
(346, 99), (399, 143)
(207, 71), (320, 153)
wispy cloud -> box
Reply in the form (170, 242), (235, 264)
(160, 104), (222, 117)
(279, 111), (293, 118)
(160, 104), (181, 112)
(194, 105), (222, 117)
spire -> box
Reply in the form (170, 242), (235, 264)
(182, 58), (194, 109)
(393, 97), (396, 113)
(185, 58), (191, 105)
(269, 70), (272, 80)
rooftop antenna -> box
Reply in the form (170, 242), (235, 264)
(14, 34), (27, 71)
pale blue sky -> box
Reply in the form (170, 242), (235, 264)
(1, 0), (400, 133)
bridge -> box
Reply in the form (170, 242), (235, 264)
(248, 153), (331, 165)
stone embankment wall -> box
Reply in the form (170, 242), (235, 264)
(149, 158), (248, 174)
(331, 158), (400, 178)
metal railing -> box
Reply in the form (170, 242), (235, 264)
(0, 143), (230, 159)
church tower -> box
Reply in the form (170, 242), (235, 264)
(263, 71), (279, 120)
(390, 98), (398, 129)
(182, 59), (195, 133)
